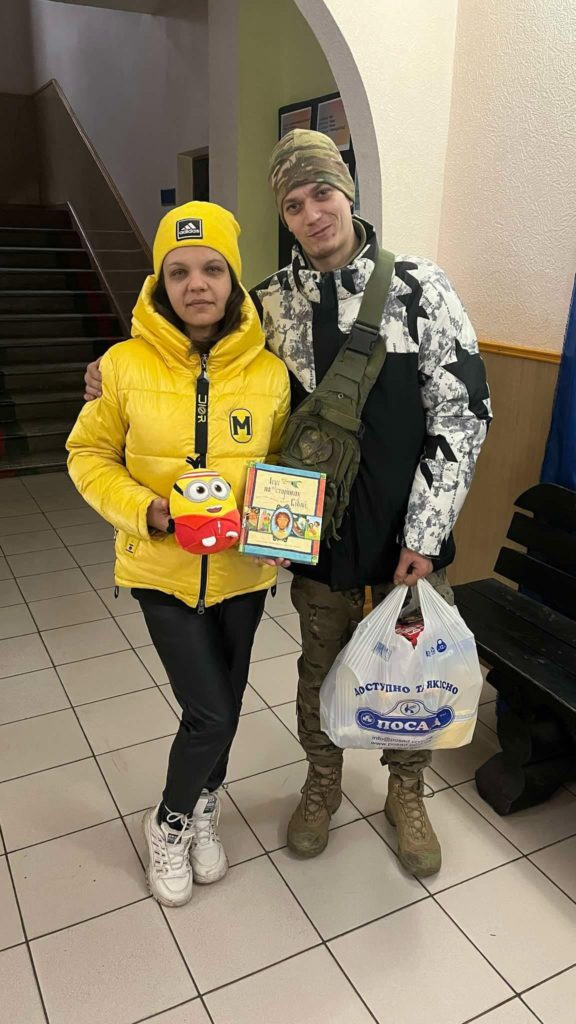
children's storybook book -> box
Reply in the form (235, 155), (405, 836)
(239, 462), (326, 565)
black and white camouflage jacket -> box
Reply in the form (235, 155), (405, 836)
(251, 219), (492, 589)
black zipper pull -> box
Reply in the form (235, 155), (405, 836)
(197, 598), (205, 616)
(114, 586), (119, 599)
(271, 584), (277, 598)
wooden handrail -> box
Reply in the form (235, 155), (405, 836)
(479, 340), (561, 364)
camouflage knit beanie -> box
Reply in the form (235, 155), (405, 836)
(268, 128), (355, 223)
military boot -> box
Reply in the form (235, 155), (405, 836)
(287, 763), (342, 858)
(384, 774), (441, 877)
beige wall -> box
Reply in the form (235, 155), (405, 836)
(0, 0), (34, 94)
(0, 94), (40, 204)
(30, 0), (208, 243)
(451, 348), (559, 584)
(438, 0), (576, 354)
(297, 0), (458, 256)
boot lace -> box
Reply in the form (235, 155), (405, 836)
(301, 765), (340, 822)
(151, 811), (194, 877)
(193, 800), (221, 849)
(396, 781), (434, 841)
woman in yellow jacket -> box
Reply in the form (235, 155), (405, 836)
(67, 202), (290, 908)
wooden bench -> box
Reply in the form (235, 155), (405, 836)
(453, 483), (576, 814)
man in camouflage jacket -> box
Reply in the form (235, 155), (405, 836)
(251, 129), (492, 877)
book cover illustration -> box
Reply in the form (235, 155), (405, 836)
(239, 463), (326, 565)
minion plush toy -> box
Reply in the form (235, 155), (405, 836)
(169, 465), (241, 555)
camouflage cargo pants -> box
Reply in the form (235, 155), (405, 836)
(290, 572), (455, 780)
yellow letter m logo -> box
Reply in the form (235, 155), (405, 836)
(230, 408), (253, 443)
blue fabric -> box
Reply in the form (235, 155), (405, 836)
(542, 276), (576, 487)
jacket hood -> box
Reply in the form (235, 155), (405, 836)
(131, 274), (265, 375)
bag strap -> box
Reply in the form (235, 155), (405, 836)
(307, 248), (395, 429)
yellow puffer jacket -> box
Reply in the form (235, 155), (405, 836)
(67, 277), (291, 609)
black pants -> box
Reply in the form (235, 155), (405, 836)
(134, 588), (266, 814)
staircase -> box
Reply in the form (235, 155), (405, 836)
(0, 204), (130, 477)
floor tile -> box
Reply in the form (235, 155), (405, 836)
(478, 700), (498, 732)
(56, 522), (114, 546)
(0, 758), (117, 851)
(7, 547), (76, 577)
(341, 746), (448, 816)
(0, 602), (37, 640)
(275, 611), (302, 642)
(369, 788), (520, 893)
(565, 778), (576, 796)
(145, 1003), (211, 1024)
(46, 507), (106, 529)
(16, 567), (92, 603)
(41, 617), (129, 665)
(251, 618), (300, 662)
(240, 684), (266, 714)
(272, 699), (297, 735)
(115, 610), (151, 647)
(68, 539), (115, 566)
(330, 898), (512, 1024)
(77, 688), (177, 754)
(431, 722), (500, 786)
(205, 945), (374, 1024)
(276, 566), (293, 584)
(0, 513), (50, 537)
(524, 966), (576, 1023)
(136, 644), (169, 684)
(0, 855), (24, 950)
(10, 819), (147, 938)
(0, 578), (23, 608)
(530, 835), (576, 901)
(32, 899), (197, 1024)
(0, 667), (70, 725)
(272, 818), (424, 939)
(1, 529), (63, 555)
(29, 590), (109, 631)
(81, 561), (115, 589)
(0, 633), (51, 679)
(0, 709), (90, 782)
(165, 856), (318, 992)
(98, 736), (173, 814)
(265, 581), (295, 617)
(481, 675), (498, 704)
(0, 555), (12, 579)
(98, 586), (139, 615)
(228, 761), (359, 851)
(249, 651), (299, 706)
(437, 860), (576, 990)
(461, 1001), (538, 1023)
(225, 709), (303, 782)
(0, 945), (45, 1023)
(125, 788), (263, 869)
(58, 649), (156, 705)
(457, 781), (576, 854)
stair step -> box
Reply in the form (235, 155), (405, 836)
(0, 447), (68, 477)
(0, 341), (113, 366)
(0, 249), (92, 270)
(1, 363), (84, 392)
(0, 390), (83, 423)
(0, 229), (81, 248)
(0, 335), (123, 348)
(0, 270), (101, 290)
(2, 361), (86, 376)
(0, 205), (72, 229)
(0, 315), (121, 339)
(0, 418), (75, 456)
(0, 293), (111, 315)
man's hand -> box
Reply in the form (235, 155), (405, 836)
(84, 358), (103, 401)
(147, 497), (171, 533)
(253, 556), (292, 568)
(393, 547), (433, 587)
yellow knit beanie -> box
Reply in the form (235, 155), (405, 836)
(152, 201), (242, 280)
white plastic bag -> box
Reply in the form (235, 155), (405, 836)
(319, 579), (483, 751)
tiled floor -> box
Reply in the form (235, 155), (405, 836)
(1, 472), (576, 1024)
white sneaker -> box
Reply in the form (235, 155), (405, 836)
(143, 803), (194, 907)
(191, 789), (228, 884)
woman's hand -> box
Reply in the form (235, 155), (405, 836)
(147, 497), (171, 533)
(253, 556), (292, 568)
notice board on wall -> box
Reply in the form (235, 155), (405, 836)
(277, 91), (357, 268)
